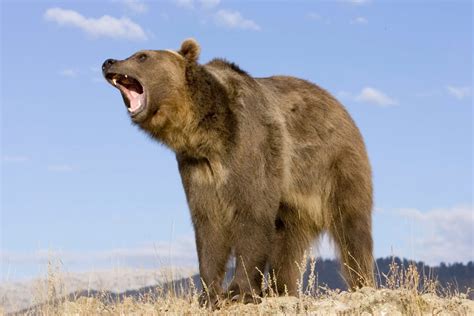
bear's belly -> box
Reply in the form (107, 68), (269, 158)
(281, 189), (326, 230)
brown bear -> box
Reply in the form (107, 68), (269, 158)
(102, 38), (374, 305)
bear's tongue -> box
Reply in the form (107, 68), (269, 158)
(113, 76), (144, 113)
(127, 89), (144, 112)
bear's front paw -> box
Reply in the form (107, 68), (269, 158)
(198, 292), (223, 309)
(229, 292), (263, 305)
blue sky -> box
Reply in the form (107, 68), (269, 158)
(1, 0), (472, 280)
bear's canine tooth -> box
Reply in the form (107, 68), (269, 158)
(125, 75), (128, 78)
(113, 79), (117, 86)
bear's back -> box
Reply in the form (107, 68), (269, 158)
(256, 76), (363, 149)
(204, 60), (365, 155)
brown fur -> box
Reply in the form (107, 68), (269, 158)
(103, 39), (374, 305)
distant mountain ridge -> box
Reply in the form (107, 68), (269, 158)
(70, 257), (474, 299)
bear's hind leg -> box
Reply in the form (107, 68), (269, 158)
(329, 210), (374, 289)
(328, 155), (374, 289)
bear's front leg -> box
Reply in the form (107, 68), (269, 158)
(227, 209), (276, 304)
(193, 217), (231, 308)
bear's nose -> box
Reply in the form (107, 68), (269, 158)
(102, 59), (117, 73)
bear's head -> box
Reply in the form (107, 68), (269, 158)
(102, 39), (201, 144)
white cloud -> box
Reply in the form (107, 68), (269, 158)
(121, 0), (148, 13)
(59, 68), (78, 77)
(214, 9), (261, 31)
(355, 86), (398, 107)
(44, 7), (147, 41)
(47, 164), (75, 172)
(446, 85), (472, 100)
(395, 206), (474, 264)
(173, 1), (259, 31)
(351, 16), (368, 24)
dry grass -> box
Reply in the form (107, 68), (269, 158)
(5, 256), (473, 315)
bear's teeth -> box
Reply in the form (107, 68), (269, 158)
(112, 79), (117, 86)
(125, 75), (128, 78)
(127, 107), (132, 112)
(138, 100), (142, 107)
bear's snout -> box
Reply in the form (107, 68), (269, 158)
(102, 59), (117, 74)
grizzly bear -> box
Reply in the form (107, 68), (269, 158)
(102, 39), (374, 305)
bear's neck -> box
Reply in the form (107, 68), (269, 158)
(177, 63), (237, 159)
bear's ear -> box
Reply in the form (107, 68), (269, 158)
(178, 38), (200, 63)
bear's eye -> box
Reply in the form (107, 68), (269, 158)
(137, 53), (147, 62)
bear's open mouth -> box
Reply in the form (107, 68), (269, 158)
(106, 73), (146, 115)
